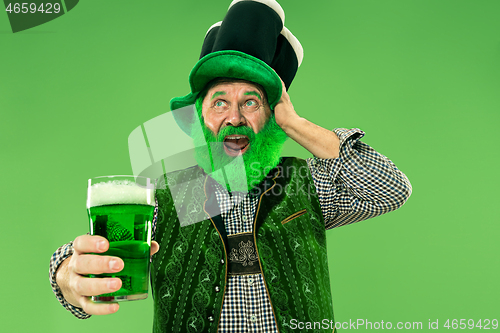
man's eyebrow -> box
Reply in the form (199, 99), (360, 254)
(244, 91), (261, 100)
(211, 91), (226, 100)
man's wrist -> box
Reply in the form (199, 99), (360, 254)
(279, 114), (303, 135)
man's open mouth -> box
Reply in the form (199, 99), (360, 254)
(223, 135), (250, 156)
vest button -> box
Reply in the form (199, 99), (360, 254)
(208, 315), (214, 322)
(215, 285), (220, 292)
(220, 259), (225, 265)
(250, 315), (257, 323)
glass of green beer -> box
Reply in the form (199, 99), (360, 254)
(86, 175), (155, 302)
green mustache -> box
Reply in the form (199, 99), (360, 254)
(212, 125), (256, 143)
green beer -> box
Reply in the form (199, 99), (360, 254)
(87, 177), (155, 302)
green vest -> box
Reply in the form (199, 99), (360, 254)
(151, 157), (335, 332)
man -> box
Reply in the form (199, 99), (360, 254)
(50, 1), (412, 332)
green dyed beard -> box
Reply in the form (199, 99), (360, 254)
(191, 114), (288, 192)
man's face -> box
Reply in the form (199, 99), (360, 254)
(201, 81), (271, 156)
(192, 80), (287, 192)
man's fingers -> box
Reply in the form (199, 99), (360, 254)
(79, 296), (120, 316)
(73, 235), (109, 254)
(71, 254), (124, 275)
(150, 241), (160, 256)
(71, 275), (122, 297)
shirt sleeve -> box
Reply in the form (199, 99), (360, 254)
(306, 128), (412, 230)
(49, 241), (91, 319)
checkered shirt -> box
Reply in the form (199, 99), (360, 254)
(212, 182), (275, 332)
(49, 128), (412, 329)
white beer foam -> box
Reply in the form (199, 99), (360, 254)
(87, 180), (154, 208)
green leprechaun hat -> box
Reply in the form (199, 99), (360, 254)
(170, 0), (303, 137)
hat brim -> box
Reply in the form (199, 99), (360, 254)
(169, 50), (282, 136)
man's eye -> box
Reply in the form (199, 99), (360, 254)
(215, 101), (226, 107)
(245, 100), (257, 107)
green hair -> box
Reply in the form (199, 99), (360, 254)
(195, 93), (204, 119)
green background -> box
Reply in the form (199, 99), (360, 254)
(1, 0), (498, 332)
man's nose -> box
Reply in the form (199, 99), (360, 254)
(224, 104), (247, 127)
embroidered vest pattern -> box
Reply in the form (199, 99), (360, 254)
(229, 240), (257, 266)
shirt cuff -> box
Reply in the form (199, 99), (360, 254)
(307, 128), (365, 179)
(49, 242), (91, 319)
(334, 127), (365, 146)
(152, 197), (158, 242)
